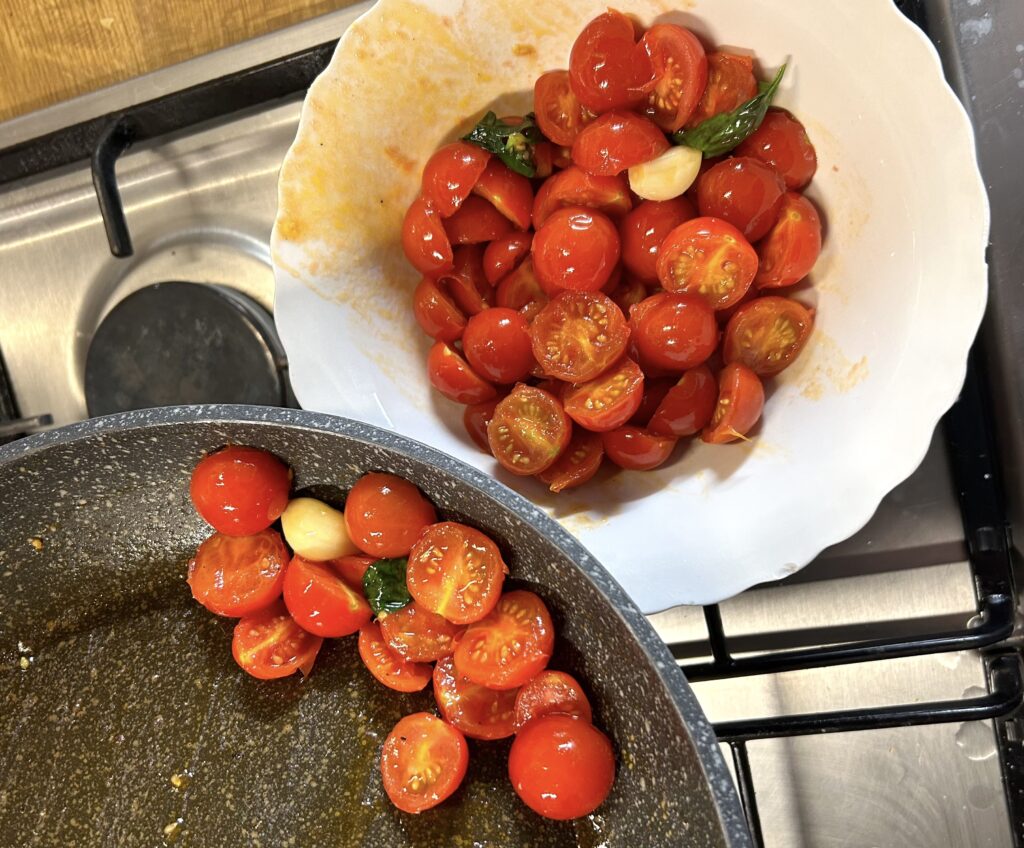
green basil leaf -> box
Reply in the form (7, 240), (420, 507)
(463, 111), (542, 177)
(672, 64), (787, 158)
(362, 557), (412, 616)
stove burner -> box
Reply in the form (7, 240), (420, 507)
(84, 282), (290, 416)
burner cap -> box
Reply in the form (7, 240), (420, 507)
(85, 282), (288, 416)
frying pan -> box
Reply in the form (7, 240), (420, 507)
(0, 406), (750, 847)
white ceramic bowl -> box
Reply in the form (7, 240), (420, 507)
(271, 0), (988, 611)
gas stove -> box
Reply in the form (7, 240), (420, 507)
(2, 2), (1022, 845)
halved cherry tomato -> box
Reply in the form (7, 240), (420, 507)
(696, 157), (785, 242)
(487, 384), (573, 476)
(381, 713), (468, 813)
(402, 195), (454, 276)
(188, 529), (288, 617)
(463, 308), (535, 384)
(509, 714), (615, 820)
(407, 522), (507, 625)
(755, 192), (822, 289)
(433, 654), (518, 740)
(443, 194), (514, 245)
(534, 141), (556, 178)
(473, 159), (533, 230)
(537, 429), (604, 493)
(413, 276), (467, 342)
(723, 296), (813, 377)
(629, 375), (675, 425)
(533, 206), (620, 293)
(656, 217), (757, 310)
(571, 111), (669, 177)
(684, 52), (758, 129)
(483, 232), (533, 285)
(232, 599), (322, 680)
(535, 70), (593, 147)
(454, 590), (554, 689)
(648, 365), (717, 437)
(496, 257), (549, 314)
(331, 554), (376, 590)
(344, 472), (437, 558)
(568, 10), (652, 113)
(358, 622), (432, 692)
(530, 291), (629, 382)
(702, 362), (765, 444)
(640, 24), (708, 132)
(463, 396), (503, 453)
(421, 142), (491, 217)
(619, 197), (695, 282)
(427, 341), (497, 405)
(283, 554), (372, 637)
(735, 108), (818, 190)
(563, 358), (644, 432)
(380, 601), (463, 662)
(532, 166), (632, 228)
(438, 244), (491, 316)
(602, 426), (677, 471)
(630, 292), (718, 371)
(608, 274), (649, 314)
(513, 670), (593, 731)
(190, 446), (291, 536)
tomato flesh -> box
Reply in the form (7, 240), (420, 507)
(535, 70), (593, 147)
(569, 10), (653, 114)
(685, 52), (758, 129)
(344, 472), (437, 558)
(513, 670), (593, 731)
(413, 275), (467, 342)
(571, 111), (669, 177)
(433, 655), (518, 740)
(358, 622), (432, 692)
(421, 141), (491, 217)
(735, 108), (818, 190)
(483, 232), (533, 285)
(640, 24), (708, 132)
(438, 244), (491, 317)
(282, 554), (371, 638)
(755, 192), (822, 289)
(232, 599), (323, 680)
(427, 341), (498, 405)
(190, 446), (290, 536)
(703, 362), (765, 444)
(530, 291), (629, 383)
(331, 554), (376, 590)
(496, 257), (548, 314)
(380, 601), (464, 663)
(648, 365), (718, 437)
(630, 292), (718, 371)
(402, 195), (454, 276)
(443, 194), (514, 245)
(487, 384), (572, 476)
(463, 307), (535, 384)
(602, 426), (677, 471)
(533, 206), (620, 293)
(532, 166), (632, 228)
(723, 296), (814, 377)
(188, 529), (288, 617)
(537, 430), (605, 493)
(381, 712), (469, 814)
(696, 157), (785, 242)
(563, 357), (644, 432)
(472, 158), (534, 230)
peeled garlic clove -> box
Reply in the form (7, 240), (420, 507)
(281, 497), (358, 561)
(628, 145), (703, 202)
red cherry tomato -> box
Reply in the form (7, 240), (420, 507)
(723, 296), (813, 377)
(443, 194), (514, 245)
(568, 10), (652, 113)
(420, 141), (491, 217)
(648, 365), (717, 437)
(483, 232), (533, 285)
(619, 197), (695, 282)
(608, 274), (650, 315)
(437, 244), (491, 317)
(231, 599), (322, 680)
(536, 430), (605, 493)
(703, 363), (765, 444)
(472, 158), (533, 230)
(402, 195), (454, 276)
(755, 192), (822, 289)
(433, 654), (518, 741)
(513, 670), (593, 731)
(509, 715), (615, 820)
(344, 472), (437, 558)
(535, 70), (594, 147)
(696, 156), (785, 242)
(187, 529), (288, 617)
(534, 141), (556, 178)
(630, 292), (718, 371)
(602, 426), (677, 471)
(190, 446), (291, 536)
(487, 384), (573, 476)
(427, 341), (497, 405)
(629, 375), (675, 425)
(533, 206), (620, 293)
(463, 396), (503, 453)
(563, 357), (644, 432)
(282, 554), (372, 638)
(380, 601), (464, 662)
(454, 590), (555, 690)
(640, 24), (708, 132)
(331, 554), (376, 590)
(462, 308), (535, 384)
(685, 52), (758, 129)
(381, 713), (469, 814)
(735, 108), (818, 190)
(407, 522), (507, 625)
(571, 111), (669, 177)
(496, 257), (549, 314)
(530, 291), (629, 382)
(533, 165), (632, 228)
(358, 622), (432, 692)
(413, 275), (467, 342)
(656, 216), (758, 310)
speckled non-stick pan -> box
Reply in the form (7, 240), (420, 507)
(0, 406), (751, 848)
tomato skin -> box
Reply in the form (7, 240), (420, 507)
(602, 426), (677, 471)
(535, 70), (593, 147)
(629, 375), (676, 425)
(685, 52), (758, 129)
(473, 159), (534, 230)
(735, 108), (817, 190)
(443, 194), (514, 245)
(496, 257), (548, 315)
(188, 529), (288, 617)
(380, 601), (463, 663)
(569, 10), (652, 114)
(530, 291), (629, 383)
(509, 715), (615, 820)
(533, 166), (632, 228)
(462, 308), (535, 384)
(190, 446), (291, 536)
(454, 590), (555, 690)
(463, 396), (503, 453)
(381, 713), (469, 814)
(433, 655), (518, 741)
(421, 141), (491, 217)
(513, 670), (593, 731)
(358, 622), (432, 692)
(640, 24), (708, 132)
(563, 357), (644, 432)
(438, 244), (491, 317)
(282, 554), (372, 638)
(619, 197), (696, 282)
(402, 195), (454, 276)
(723, 296), (813, 377)
(413, 276), (467, 342)
(608, 274), (650, 315)
(630, 292), (718, 371)
(536, 429), (605, 493)
(344, 472), (437, 558)
(487, 384), (573, 476)
(571, 111), (670, 177)
(331, 554), (376, 590)
(703, 362), (765, 444)
(427, 341), (498, 405)
(232, 599), (323, 680)
(648, 365), (717, 437)
(533, 206), (620, 293)
(696, 157), (785, 242)
(755, 192), (822, 289)
(483, 232), (533, 285)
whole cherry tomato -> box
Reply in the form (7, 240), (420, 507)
(696, 156), (785, 242)
(532, 206), (620, 293)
